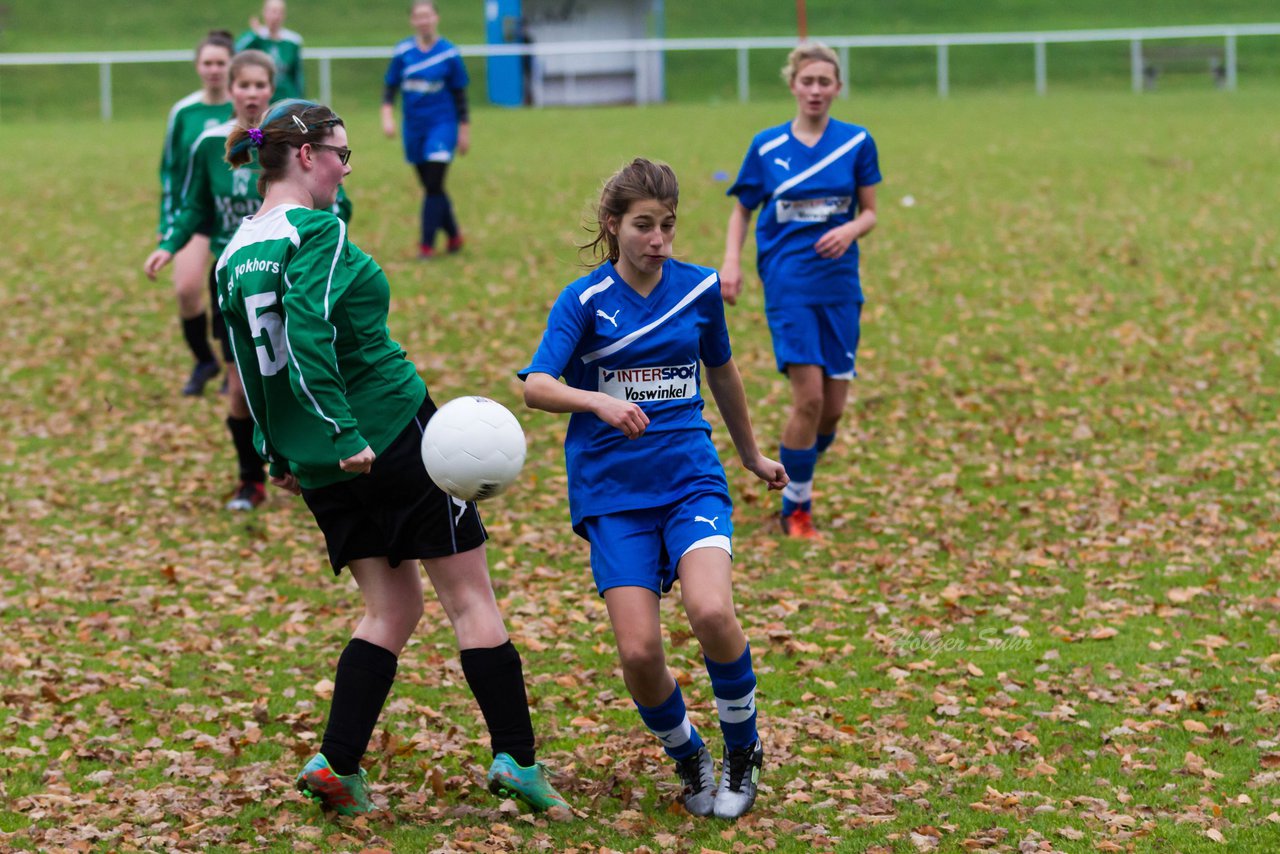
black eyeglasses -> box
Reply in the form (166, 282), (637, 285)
(308, 143), (352, 165)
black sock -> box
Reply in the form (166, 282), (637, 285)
(320, 638), (398, 776)
(225, 416), (265, 484)
(460, 640), (536, 767)
(182, 313), (216, 364)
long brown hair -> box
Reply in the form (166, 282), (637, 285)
(226, 100), (344, 196)
(581, 158), (679, 266)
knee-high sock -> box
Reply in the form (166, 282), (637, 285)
(815, 431), (837, 456)
(635, 683), (704, 761)
(705, 644), (758, 751)
(440, 193), (459, 239)
(182, 313), (215, 364)
(460, 640), (536, 767)
(320, 638), (398, 776)
(780, 443), (817, 515)
(421, 194), (448, 248)
(226, 415), (265, 484)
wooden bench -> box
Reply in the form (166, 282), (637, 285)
(1142, 44), (1227, 90)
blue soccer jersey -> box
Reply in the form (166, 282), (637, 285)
(385, 37), (469, 128)
(728, 119), (881, 307)
(519, 259), (734, 533)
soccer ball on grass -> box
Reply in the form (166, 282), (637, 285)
(420, 396), (527, 501)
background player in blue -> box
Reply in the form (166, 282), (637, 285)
(721, 42), (881, 540)
(381, 0), (470, 259)
(521, 159), (787, 820)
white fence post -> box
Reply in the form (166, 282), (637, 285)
(737, 45), (749, 103)
(1034, 40), (1047, 95)
(839, 45), (850, 98)
(937, 42), (949, 97)
(1225, 32), (1237, 90)
(1130, 38), (1144, 92)
(319, 56), (332, 106)
(99, 61), (112, 121)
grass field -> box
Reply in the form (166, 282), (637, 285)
(1, 87), (1279, 852)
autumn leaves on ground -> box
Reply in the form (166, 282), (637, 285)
(1, 92), (1278, 852)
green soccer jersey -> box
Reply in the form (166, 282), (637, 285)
(236, 27), (304, 101)
(215, 205), (425, 488)
(158, 92), (232, 235)
(159, 120), (352, 257)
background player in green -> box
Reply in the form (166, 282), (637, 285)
(144, 50), (349, 512)
(236, 0), (304, 101)
(216, 99), (569, 817)
(159, 29), (235, 396)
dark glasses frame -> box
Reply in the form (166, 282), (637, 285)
(305, 142), (352, 165)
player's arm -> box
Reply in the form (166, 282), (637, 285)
(523, 372), (649, 440)
(720, 201), (754, 305)
(381, 55), (402, 138)
(279, 216), (371, 465)
(145, 139), (211, 278)
(815, 184), (877, 260)
(704, 358), (787, 490)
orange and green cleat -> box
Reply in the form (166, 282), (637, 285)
(295, 753), (375, 816)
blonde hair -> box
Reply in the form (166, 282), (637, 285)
(781, 42), (842, 85)
(581, 158), (679, 266)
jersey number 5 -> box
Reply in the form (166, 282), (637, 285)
(245, 292), (288, 377)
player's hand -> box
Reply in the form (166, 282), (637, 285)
(382, 115), (397, 138)
(814, 222), (857, 260)
(143, 249), (173, 280)
(745, 454), (789, 491)
(594, 394), (649, 440)
(339, 446), (376, 474)
(249, 14), (263, 30)
(457, 123), (471, 156)
(270, 473), (301, 495)
(720, 263), (743, 306)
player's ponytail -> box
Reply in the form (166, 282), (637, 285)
(582, 158), (679, 267)
(226, 98), (345, 196)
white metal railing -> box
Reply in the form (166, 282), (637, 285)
(2, 23), (1277, 120)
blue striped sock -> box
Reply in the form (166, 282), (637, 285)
(705, 644), (758, 751)
(780, 444), (817, 516)
(634, 684), (704, 761)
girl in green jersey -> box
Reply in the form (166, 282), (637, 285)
(216, 100), (568, 817)
(145, 50), (278, 512)
(159, 30), (234, 396)
(236, 0), (304, 101)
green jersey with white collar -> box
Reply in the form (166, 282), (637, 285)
(236, 27), (305, 101)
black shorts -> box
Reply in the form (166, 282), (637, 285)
(207, 264), (232, 362)
(300, 397), (488, 574)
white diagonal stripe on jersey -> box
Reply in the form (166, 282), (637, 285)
(757, 132), (789, 157)
(650, 711), (694, 750)
(771, 131), (867, 199)
(323, 218), (347, 321)
(580, 272), (718, 364)
(716, 688), (756, 724)
(578, 276), (615, 305)
(404, 48), (459, 76)
(180, 120), (237, 201)
(283, 292), (343, 436)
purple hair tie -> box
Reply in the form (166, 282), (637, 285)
(248, 127), (265, 147)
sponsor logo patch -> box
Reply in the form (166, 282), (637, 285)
(776, 195), (851, 223)
(599, 364), (696, 403)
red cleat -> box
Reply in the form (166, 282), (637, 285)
(446, 234), (465, 254)
(780, 508), (820, 540)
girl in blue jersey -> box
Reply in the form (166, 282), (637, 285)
(522, 159), (787, 820)
(722, 43), (881, 540)
(381, 0), (470, 259)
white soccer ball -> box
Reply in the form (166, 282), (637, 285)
(420, 396), (527, 501)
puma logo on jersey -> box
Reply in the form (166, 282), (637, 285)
(774, 157), (791, 171)
(596, 308), (620, 328)
(695, 515), (719, 530)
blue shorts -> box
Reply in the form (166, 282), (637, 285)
(403, 121), (457, 164)
(583, 492), (734, 597)
(765, 301), (862, 378)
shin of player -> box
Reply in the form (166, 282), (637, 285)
(521, 159), (786, 819)
(721, 42), (881, 539)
